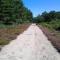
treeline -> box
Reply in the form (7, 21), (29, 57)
(33, 11), (60, 23)
(0, 0), (33, 25)
(33, 11), (60, 30)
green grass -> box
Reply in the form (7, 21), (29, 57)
(0, 24), (18, 29)
(0, 39), (10, 45)
(38, 19), (60, 38)
(39, 19), (60, 31)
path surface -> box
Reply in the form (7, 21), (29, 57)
(0, 24), (60, 60)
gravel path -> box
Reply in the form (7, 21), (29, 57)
(0, 24), (60, 60)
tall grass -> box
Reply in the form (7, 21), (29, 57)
(40, 19), (60, 31)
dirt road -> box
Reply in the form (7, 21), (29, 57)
(0, 24), (60, 60)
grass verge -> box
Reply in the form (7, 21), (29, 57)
(0, 24), (30, 46)
(38, 21), (60, 52)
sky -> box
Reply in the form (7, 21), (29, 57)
(23, 0), (60, 17)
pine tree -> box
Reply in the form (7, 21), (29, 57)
(0, 0), (33, 25)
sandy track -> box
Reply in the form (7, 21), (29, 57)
(0, 24), (60, 60)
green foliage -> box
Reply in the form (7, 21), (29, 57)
(34, 11), (60, 31)
(0, 0), (33, 25)
(34, 11), (60, 23)
(39, 19), (60, 31)
(0, 39), (10, 45)
(33, 15), (44, 23)
(21, 8), (33, 23)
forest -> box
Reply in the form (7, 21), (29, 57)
(0, 0), (60, 31)
(34, 11), (60, 31)
(0, 0), (33, 25)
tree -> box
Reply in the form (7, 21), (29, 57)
(42, 11), (51, 22)
(22, 8), (33, 23)
(33, 15), (44, 23)
(0, 0), (33, 25)
(34, 11), (60, 23)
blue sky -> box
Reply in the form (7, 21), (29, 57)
(23, 0), (60, 17)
